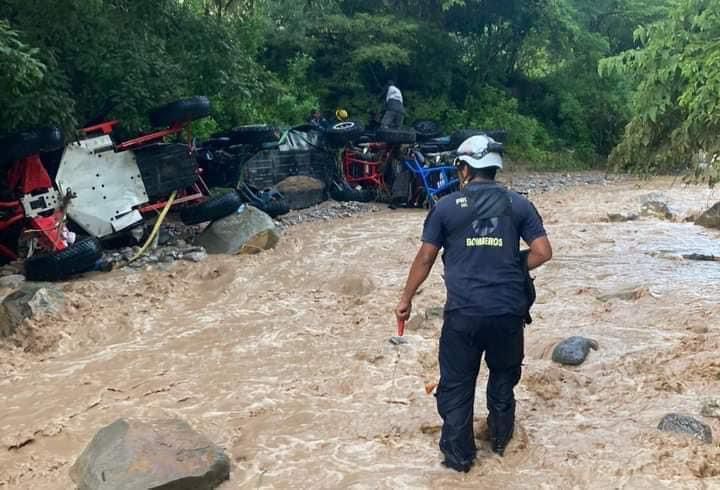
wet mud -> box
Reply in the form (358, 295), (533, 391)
(2, 177), (720, 488)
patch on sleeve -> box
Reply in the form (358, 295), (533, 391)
(455, 196), (468, 208)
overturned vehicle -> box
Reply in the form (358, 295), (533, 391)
(0, 97), (241, 280)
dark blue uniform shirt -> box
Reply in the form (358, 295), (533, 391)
(421, 181), (547, 317)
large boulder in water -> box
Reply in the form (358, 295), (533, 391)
(276, 176), (326, 210)
(640, 194), (674, 220)
(551, 336), (599, 366)
(695, 202), (720, 229)
(196, 205), (279, 255)
(657, 414), (712, 444)
(0, 283), (64, 338)
(70, 418), (230, 490)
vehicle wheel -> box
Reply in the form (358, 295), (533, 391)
(325, 121), (364, 148)
(226, 125), (279, 146)
(238, 184), (290, 218)
(450, 128), (508, 149)
(0, 127), (64, 169)
(257, 200), (290, 219)
(376, 127), (417, 145)
(413, 120), (441, 141)
(201, 137), (232, 150)
(134, 143), (199, 201)
(180, 191), (243, 225)
(24, 237), (102, 282)
(149, 96), (211, 127)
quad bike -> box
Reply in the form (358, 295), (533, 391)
(339, 127), (417, 196)
(0, 96), (241, 280)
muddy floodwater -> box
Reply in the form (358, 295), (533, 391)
(2, 177), (720, 489)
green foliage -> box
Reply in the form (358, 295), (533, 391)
(0, 0), (682, 171)
(0, 19), (76, 132)
(601, 0), (720, 177)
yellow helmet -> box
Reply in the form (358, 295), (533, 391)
(336, 109), (349, 121)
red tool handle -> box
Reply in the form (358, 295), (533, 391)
(397, 318), (405, 337)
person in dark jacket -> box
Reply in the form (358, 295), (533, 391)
(381, 81), (405, 129)
(308, 109), (328, 129)
(395, 135), (553, 472)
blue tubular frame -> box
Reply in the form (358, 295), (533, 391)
(403, 153), (459, 207)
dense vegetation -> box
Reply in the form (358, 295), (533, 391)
(2, 0), (718, 172)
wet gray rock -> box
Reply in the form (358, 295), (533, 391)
(0, 274), (25, 289)
(607, 213), (639, 223)
(104, 244), (208, 270)
(197, 205), (279, 255)
(0, 263), (22, 277)
(276, 176), (326, 210)
(640, 194), (674, 220)
(701, 399), (720, 418)
(0, 283), (64, 338)
(695, 201), (720, 229)
(551, 336), (599, 366)
(70, 418), (230, 490)
(181, 249), (208, 263)
(657, 414), (712, 443)
(683, 253), (720, 262)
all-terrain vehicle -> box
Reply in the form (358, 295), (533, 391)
(0, 96), (241, 280)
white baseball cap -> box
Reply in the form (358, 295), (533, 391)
(455, 135), (504, 169)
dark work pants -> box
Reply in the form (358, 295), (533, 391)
(436, 311), (524, 468)
(381, 109), (404, 129)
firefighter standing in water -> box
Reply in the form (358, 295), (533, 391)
(395, 135), (553, 472)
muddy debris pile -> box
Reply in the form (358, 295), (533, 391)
(104, 242), (209, 270)
(274, 200), (381, 230)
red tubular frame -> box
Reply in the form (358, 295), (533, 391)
(81, 120), (120, 135)
(115, 122), (185, 152)
(342, 143), (393, 189)
(1, 118), (205, 262)
(0, 156), (67, 261)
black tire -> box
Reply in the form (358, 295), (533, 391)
(413, 120), (441, 140)
(484, 129), (508, 143)
(376, 127), (416, 145)
(331, 187), (374, 203)
(180, 191), (243, 225)
(201, 137), (232, 150)
(226, 125), (279, 146)
(238, 184), (290, 218)
(450, 128), (508, 149)
(134, 143), (198, 201)
(24, 237), (102, 282)
(325, 121), (364, 147)
(149, 96), (211, 128)
(257, 201), (290, 219)
(449, 129), (483, 149)
(0, 127), (64, 168)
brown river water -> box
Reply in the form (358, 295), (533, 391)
(2, 177), (720, 489)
